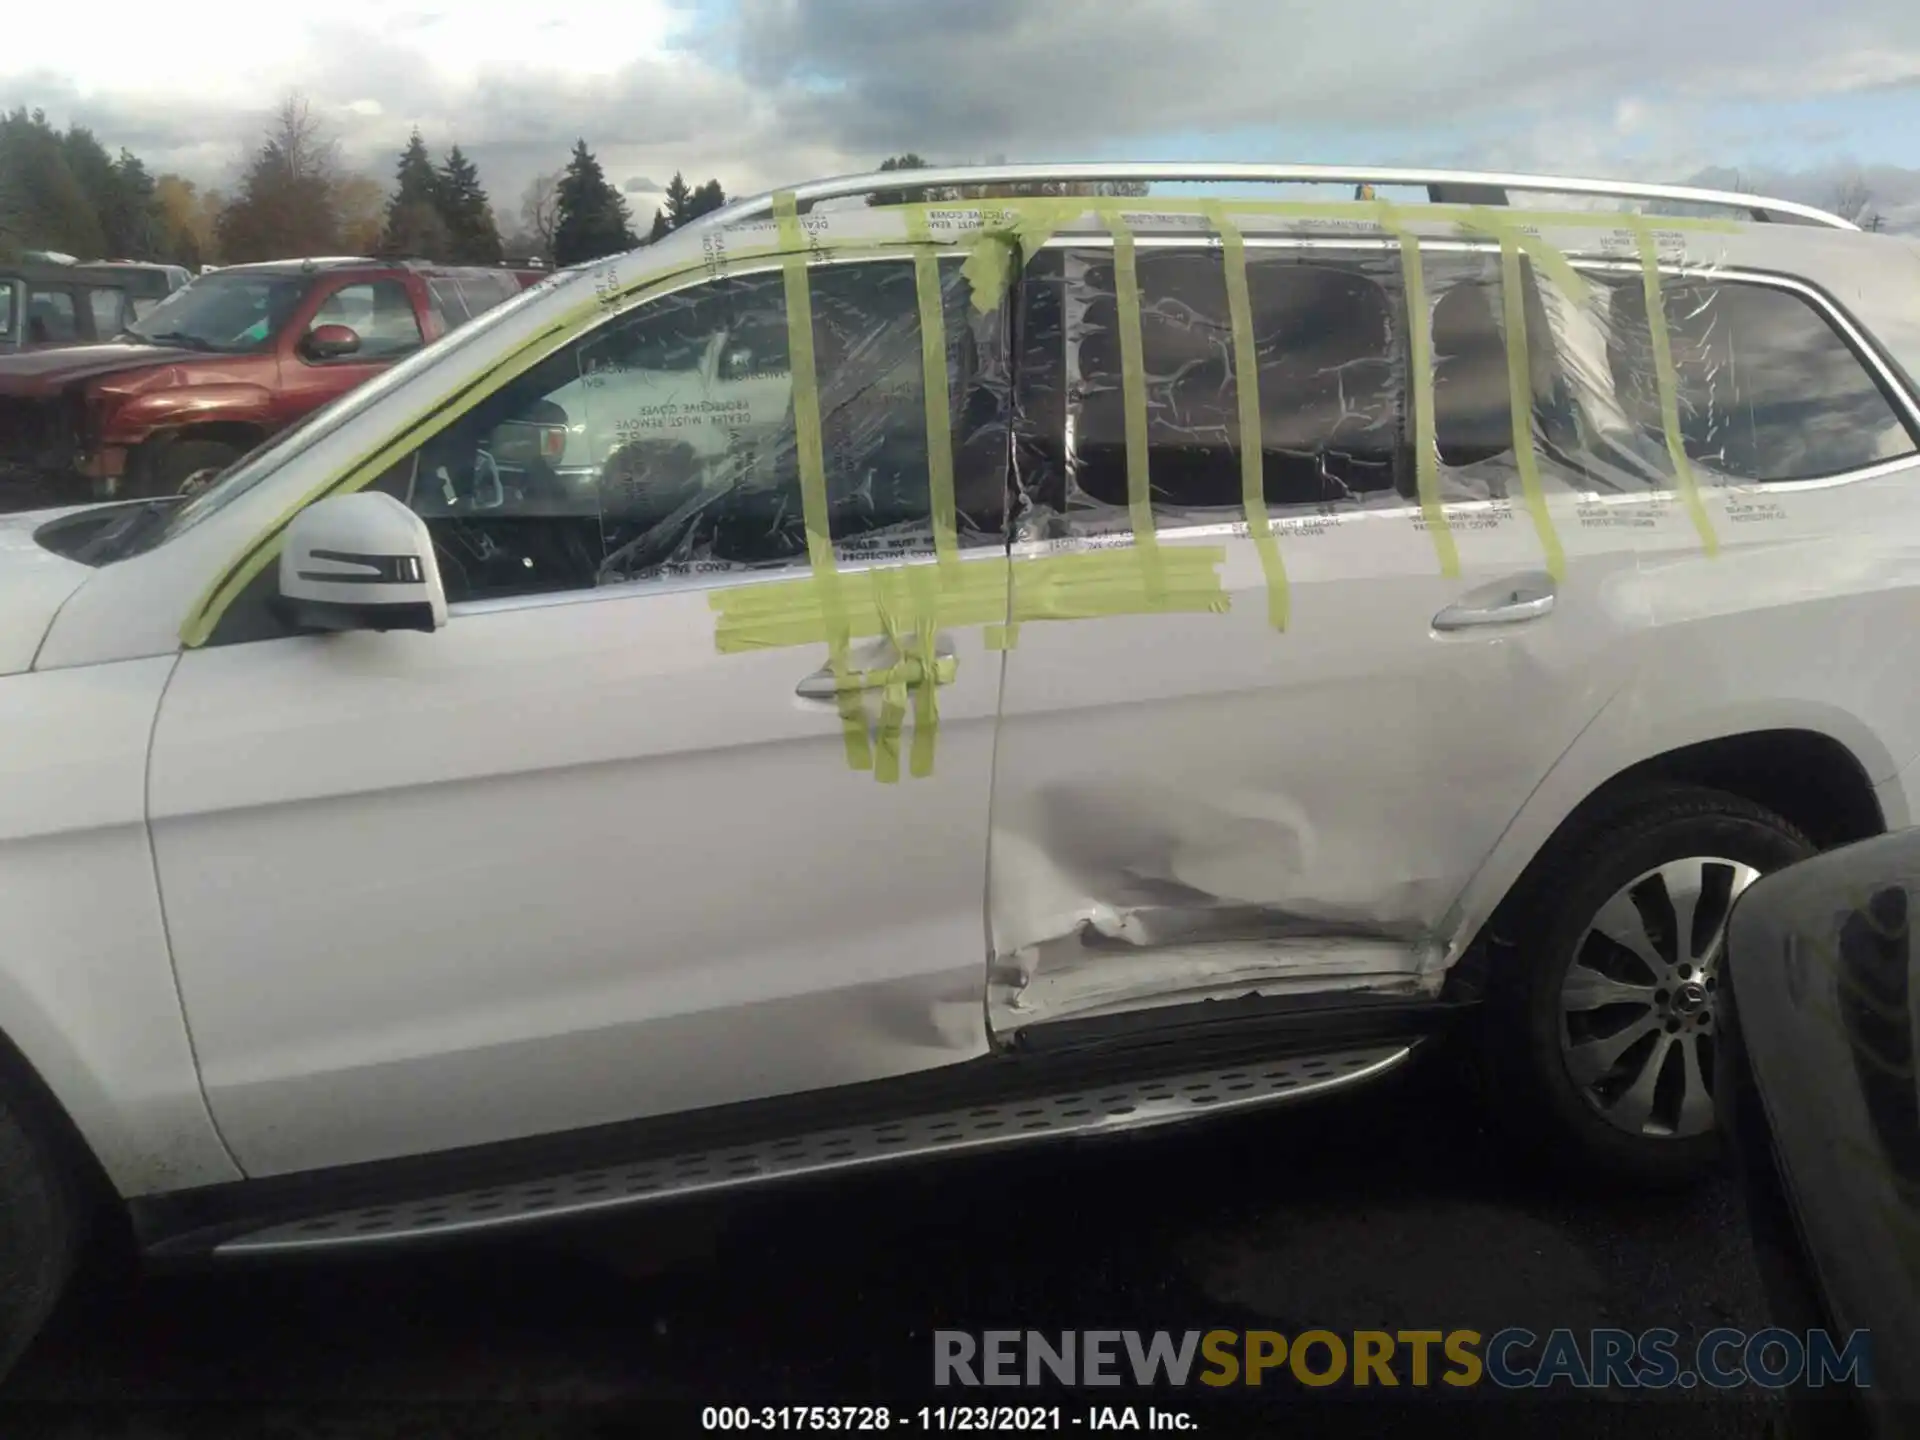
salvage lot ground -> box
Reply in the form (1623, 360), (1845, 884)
(2, 1058), (1783, 1437)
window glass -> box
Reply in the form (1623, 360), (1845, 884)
(364, 257), (1004, 606)
(127, 273), (308, 352)
(24, 289), (78, 344)
(458, 273), (514, 316)
(428, 278), (470, 330)
(1030, 246), (1408, 522)
(0, 283), (14, 339)
(309, 281), (423, 360)
(87, 287), (129, 337)
(1603, 278), (1916, 483)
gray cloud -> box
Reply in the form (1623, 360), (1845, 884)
(718, 0), (1920, 158)
(4, 0), (1919, 218)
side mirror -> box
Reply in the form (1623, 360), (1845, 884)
(303, 323), (361, 360)
(276, 491), (446, 635)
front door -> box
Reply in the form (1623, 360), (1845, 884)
(986, 237), (1654, 1034)
(149, 250), (1013, 1177)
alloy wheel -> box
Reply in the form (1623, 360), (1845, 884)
(1557, 856), (1762, 1139)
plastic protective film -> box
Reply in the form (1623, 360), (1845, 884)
(384, 253), (1010, 605)
(1007, 234), (1752, 560)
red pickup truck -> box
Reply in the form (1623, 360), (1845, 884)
(0, 257), (545, 503)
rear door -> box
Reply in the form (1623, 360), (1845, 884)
(987, 233), (1655, 1034)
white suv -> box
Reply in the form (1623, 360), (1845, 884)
(1, 163), (1917, 1371)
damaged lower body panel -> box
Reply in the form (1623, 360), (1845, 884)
(986, 787), (1454, 1041)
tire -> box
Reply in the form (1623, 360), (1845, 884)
(0, 1078), (82, 1378)
(130, 439), (241, 500)
(1480, 784), (1815, 1187)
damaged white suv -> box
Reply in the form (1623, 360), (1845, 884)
(2, 162), (1919, 1371)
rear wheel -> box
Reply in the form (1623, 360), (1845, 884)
(1482, 785), (1815, 1186)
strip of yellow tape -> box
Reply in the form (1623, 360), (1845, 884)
(1205, 202), (1290, 631)
(1630, 218), (1721, 558)
(1499, 237), (1568, 583)
(1104, 211), (1166, 603)
(1378, 201), (1461, 579)
(775, 191), (873, 773)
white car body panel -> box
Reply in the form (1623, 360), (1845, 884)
(0, 656), (238, 1194)
(988, 489), (1655, 1029)
(146, 558), (1004, 1175)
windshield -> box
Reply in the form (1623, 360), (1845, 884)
(127, 273), (310, 353)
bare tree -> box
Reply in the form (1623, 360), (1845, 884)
(519, 170), (562, 257)
(1831, 174), (1874, 225)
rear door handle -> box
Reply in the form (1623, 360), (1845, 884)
(796, 639), (958, 699)
(1432, 575), (1557, 632)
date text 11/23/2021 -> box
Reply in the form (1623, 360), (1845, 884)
(701, 1407), (1196, 1431)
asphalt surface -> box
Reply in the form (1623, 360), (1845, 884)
(0, 1054), (1789, 1439)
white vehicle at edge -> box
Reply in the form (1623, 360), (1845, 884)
(0, 162), (1917, 1373)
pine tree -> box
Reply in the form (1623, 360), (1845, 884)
(436, 146), (502, 264)
(662, 171), (693, 229)
(647, 208), (671, 244)
(552, 139), (634, 266)
(687, 179), (726, 223)
(382, 129), (446, 259)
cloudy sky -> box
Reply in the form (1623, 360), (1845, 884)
(4, 0), (1920, 228)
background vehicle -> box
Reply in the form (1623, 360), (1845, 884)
(0, 162), (1914, 1374)
(0, 260), (181, 354)
(0, 257), (543, 501)
(1720, 829), (1920, 1434)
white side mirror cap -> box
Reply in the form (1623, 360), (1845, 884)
(277, 490), (447, 634)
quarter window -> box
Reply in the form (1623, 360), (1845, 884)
(1604, 278), (1916, 483)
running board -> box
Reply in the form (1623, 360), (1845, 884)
(212, 1043), (1411, 1256)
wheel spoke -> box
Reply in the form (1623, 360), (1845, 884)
(1561, 963), (1659, 1013)
(1674, 1034), (1715, 1137)
(1566, 1013), (1662, 1087)
(1606, 1032), (1676, 1133)
(1656, 860), (1712, 966)
(1589, 892), (1668, 976)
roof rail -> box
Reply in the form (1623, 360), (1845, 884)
(699, 163), (1856, 233)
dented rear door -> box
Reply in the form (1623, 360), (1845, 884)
(986, 234), (1654, 1036)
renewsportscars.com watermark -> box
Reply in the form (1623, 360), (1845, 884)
(934, 1328), (1873, 1391)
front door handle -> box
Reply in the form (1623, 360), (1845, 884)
(1432, 575), (1557, 632)
(796, 639), (958, 700)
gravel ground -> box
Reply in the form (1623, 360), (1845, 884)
(0, 1056), (1789, 1438)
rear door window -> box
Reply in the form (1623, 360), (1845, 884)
(25, 289), (78, 344)
(1603, 277), (1917, 482)
(1019, 244), (1410, 527)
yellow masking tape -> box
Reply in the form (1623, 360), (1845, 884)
(710, 546), (1228, 655)
(905, 212), (961, 576)
(1499, 236), (1567, 583)
(776, 191), (873, 773)
(1206, 202), (1289, 631)
(1379, 202), (1461, 578)
(906, 559), (941, 779)
(186, 188), (1741, 650)
(1106, 211), (1167, 602)
(1630, 219), (1720, 557)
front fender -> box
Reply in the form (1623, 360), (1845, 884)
(104, 385), (276, 448)
(0, 656), (239, 1197)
